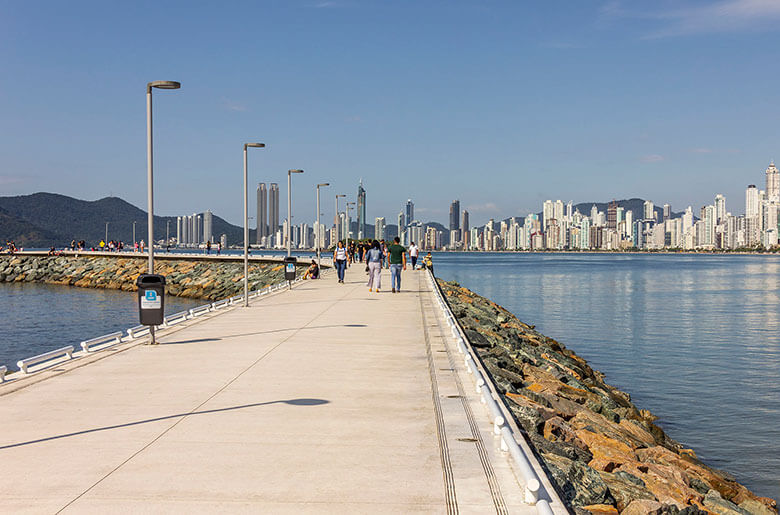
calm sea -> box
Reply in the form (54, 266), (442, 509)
(432, 252), (780, 501)
(0, 283), (203, 368)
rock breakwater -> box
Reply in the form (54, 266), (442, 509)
(0, 254), (307, 300)
(438, 279), (777, 515)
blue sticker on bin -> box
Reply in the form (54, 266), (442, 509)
(141, 289), (161, 309)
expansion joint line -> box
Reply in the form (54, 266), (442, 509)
(418, 273), (459, 514)
(431, 287), (509, 515)
(56, 283), (354, 514)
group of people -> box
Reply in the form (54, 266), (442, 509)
(332, 238), (433, 293)
(1, 240), (18, 254)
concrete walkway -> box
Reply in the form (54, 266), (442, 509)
(0, 265), (562, 513)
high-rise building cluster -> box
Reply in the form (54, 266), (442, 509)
(459, 162), (780, 251)
(255, 182), (280, 247)
(176, 211), (212, 246)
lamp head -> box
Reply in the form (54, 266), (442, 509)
(318, 183), (330, 187)
(288, 169), (304, 174)
(147, 81), (181, 92)
(245, 143), (266, 149)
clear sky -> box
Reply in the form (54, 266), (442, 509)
(2, 0), (779, 227)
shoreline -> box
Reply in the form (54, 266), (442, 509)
(438, 278), (777, 515)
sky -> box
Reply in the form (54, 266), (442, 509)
(2, 0), (780, 227)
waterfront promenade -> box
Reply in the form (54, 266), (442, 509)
(0, 266), (564, 513)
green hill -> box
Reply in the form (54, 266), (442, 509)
(0, 193), (246, 247)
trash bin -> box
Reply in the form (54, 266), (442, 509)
(284, 256), (297, 281)
(137, 274), (166, 326)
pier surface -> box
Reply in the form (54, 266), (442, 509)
(0, 266), (563, 513)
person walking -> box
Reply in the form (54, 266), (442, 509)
(409, 242), (419, 270)
(387, 236), (406, 293)
(333, 240), (349, 283)
(366, 240), (383, 292)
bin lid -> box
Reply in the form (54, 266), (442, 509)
(283, 256), (297, 263)
(136, 273), (166, 286)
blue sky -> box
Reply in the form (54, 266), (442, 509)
(1, 0), (780, 226)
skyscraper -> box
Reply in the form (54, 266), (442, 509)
(449, 200), (460, 245)
(405, 199), (414, 226)
(449, 200), (460, 232)
(643, 200), (655, 221)
(374, 217), (386, 240)
(203, 210), (213, 244)
(357, 180), (366, 240)
(397, 211), (405, 240)
(714, 194), (726, 224)
(663, 204), (671, 221)
(462, 210), (470, 248)
(257, 183), (267, 244)
(766, 162), (779, 200)
(607, 201), (617, 230)
(269, 183), (280, 245)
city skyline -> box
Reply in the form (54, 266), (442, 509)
(2, 2), (780, 227)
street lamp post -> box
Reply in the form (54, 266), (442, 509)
(146, 80), (181, 344)
(243, 143), (265, 307)
(335, 194), (346, 244)
(166, 220), (170, 252)
(316, 183), (330, 272)
(287, 169), (304, 257)
(132, 221), (136, 250)
(105, 222), (109, 247)
(346, 201), (355, 251)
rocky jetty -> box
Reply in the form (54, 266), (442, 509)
(438, 279), (777, 515)
(0, 254), (307, 300)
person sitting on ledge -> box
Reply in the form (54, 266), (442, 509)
(422, 252), (433, 275)
(303, 260), (320, 280)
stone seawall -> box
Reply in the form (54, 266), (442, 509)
(0, 254), (309, 300)
(438, 279), (777, 515)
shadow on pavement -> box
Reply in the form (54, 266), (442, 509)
(0, 398), (329, 450)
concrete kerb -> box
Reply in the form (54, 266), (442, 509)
(426, 271), (564, 514)
(0, 279), (300, 396)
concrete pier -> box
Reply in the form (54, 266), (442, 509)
(0, 265), (565, 513)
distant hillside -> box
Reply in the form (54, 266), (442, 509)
(0, 193), (245, 247)
(0, 206), (60, 247)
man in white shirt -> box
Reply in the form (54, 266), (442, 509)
(409, 242), (419, 270)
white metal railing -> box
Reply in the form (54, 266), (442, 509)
(164, 311), (189, 326)
(427, 271), (556, 514)
(0, 365), (6, 382)
(127, 324), (152, 339)
(80, 331), (123, 353)
(17, 346), (74, 374)
(188, 305), (211, 318)
(212, 298), (230, 309)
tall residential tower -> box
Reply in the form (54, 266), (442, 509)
(257, 183), (267, 244)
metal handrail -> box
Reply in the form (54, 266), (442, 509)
(189, 305), (211, 318)
(427, 271), (557, 513)
(81, 331), (123, 352)
(164, 311), (189, 326)
(17, 346), (74, 374)
(127, 324), (151, 339)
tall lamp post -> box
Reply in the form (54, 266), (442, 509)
(146, 80), (181, 345)
(132, 221), (136, 250)
(346, 201), (355, 252)
(287, 169), (304, 257)
(316, 183), (330, 272)
(335, 194), (346, 244)
(105, 222), (109, 247)
(243, 143), (265, 307)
